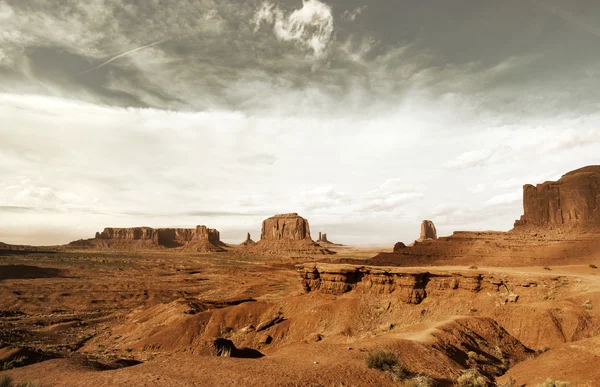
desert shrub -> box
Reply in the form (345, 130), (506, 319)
(543, 266), (552, 271)
(406, 374), (435, 387)
(582, 302), (593, 310)
(0, 376), (39, 387)
(469, 265), (478, 270)
(539, 378), (570, 387)
(2, 356), (27, 371)
(536, 346), (550, 355)
(457, 368), (488, 387)
(589, 264), (598, 269)
(497, 376), (516, 387)
(365, 350), (406, 380)
(467, 351), (485, 363)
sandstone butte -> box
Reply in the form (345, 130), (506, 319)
(247, 213), (334, 255)
(514, 165), (600, 227)
(71, 225), (226, 252)
(419, 220), (438, 241)
(368, 166), (600, 268)
(260, 213), (311, 241)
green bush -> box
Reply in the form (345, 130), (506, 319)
(457, 368), (489, 387)
(365, 350), (406, 380)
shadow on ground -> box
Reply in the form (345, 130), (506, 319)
(0, 265), (64, 281)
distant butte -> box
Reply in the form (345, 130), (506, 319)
(515, 165), (600, 227)
(247, 213), (335, 256)
(71, 226), (226, 252)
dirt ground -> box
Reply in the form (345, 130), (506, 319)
(1, 242), (599, 386)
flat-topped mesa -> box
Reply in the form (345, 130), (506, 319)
(84, 225), (225, 251)
(515, 166), (600, 227)
(260, 213), (311, 241)
(96, 227), (154, 240)
(419, 220), (438, 241)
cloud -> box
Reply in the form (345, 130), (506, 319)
(444, 149), (494, 169)
(238, 153), (278, 165)
(484, 191), (522, 206)
(342, 5), (367, 22)
(293, 186), (350, 211)
(362, 179), (424, 213)
(254, 0), (334, 58)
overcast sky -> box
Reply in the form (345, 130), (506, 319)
(1, 0), (600, 246)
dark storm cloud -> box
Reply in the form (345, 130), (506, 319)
(1, 0), (600, 116)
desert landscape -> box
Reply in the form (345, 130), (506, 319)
(1, 166), (599, 386)
(3, 1), (600, 386)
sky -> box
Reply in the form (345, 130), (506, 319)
(1, 0), (600, 246)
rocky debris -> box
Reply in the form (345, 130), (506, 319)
(75, 225), (226, 251)
(256, 315), (285, 332)
(515, 165), (600, 227)
(393, 242), (406, 252)
(242, 233), (255, 246)
(419, 220), (438, 241)
(260, 213), (311, 241)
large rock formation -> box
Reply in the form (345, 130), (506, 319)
(316, 232), (342, 246)
(248, 213), (334, 256)
(260, 213), (311, 241)
(515, 166), (600, 227)
(419, 220), (438, 240)
(76, 225), (225, 252)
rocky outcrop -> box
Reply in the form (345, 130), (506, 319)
(241, 233), (255, 246)
(96, 227), (154, 240)
(419, 220), (437, 240)
(77, 225), (225, 251)
(393, 242), (406, 252)
(246, 214), (334, 256)
(260, 213), (311, 241)
(316, 231), (342, 246)
(515, 166), (600, 227)
(298, 263), (537, 305)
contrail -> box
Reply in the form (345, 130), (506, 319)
(530, 0), (600, 38)
(80, 37), (171, 75)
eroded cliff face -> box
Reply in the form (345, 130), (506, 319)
(298, 264), (537, 305)
(260, 213), (311, 241)
(87, 225), (224, 251)
(516, 166), (600, 227)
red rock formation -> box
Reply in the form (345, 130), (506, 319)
(419, 220), (437, 240)
(260, 213), (311, 241)
(515, 166), (600, 227)
(96, 227), (154, 240)
(80, 225), (225, 251)
(393, 242), (406, 252)
(247, 214), (334, 256)
(242, 233), (255, 246)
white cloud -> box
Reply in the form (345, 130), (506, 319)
(444, 149), (494, 169)
(238, 153), (278, 165)
(293, 186), (350, 211)
(342, 5), (367, 22)
(484, 191), (522, 206)
(254, 0), (334, 58)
